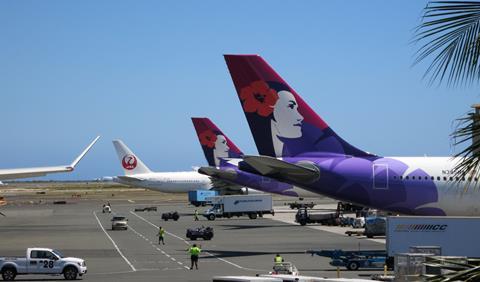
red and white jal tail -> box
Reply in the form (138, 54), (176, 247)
(112, 140), (152, 175)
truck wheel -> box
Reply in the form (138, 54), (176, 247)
(2, 268), (16, 281)
(207, 214), (215, 221)
(347, 261), (359, 271)
(248, 213), (257, 219)
(299, 220), (307, 226)
(63, 266), (78, 280)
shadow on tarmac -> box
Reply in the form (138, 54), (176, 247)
(217, 223), (298, 230)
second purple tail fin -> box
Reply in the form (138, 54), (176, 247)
(224, 54), (372, 158)
(192, 117), (243, 167)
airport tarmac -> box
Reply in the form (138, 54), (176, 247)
(0, 188), (386, 281)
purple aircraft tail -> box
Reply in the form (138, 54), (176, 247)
(192, 117), (243, 167)
(224, 54), (372, 158)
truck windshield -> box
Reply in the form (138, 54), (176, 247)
(52, 250), (64, 258)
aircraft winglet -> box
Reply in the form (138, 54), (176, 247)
(69, 136), (101, 169)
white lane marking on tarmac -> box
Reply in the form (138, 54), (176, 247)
(93, 211), (137, 272)
(129, 211), (261, 271)
(130, 211), (190, 244)
(128, 200), (135, 203)
(128, 224), (185, 267)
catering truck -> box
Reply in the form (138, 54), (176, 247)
(0, 248), (87, 281)
(204, 194), (274, 220)
(386, 216), (480, 257)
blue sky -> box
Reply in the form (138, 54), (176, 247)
(1, 1), (479, 180)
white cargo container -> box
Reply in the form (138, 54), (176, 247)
(204, 194), (274, 220)
(386, 216), (480, 257)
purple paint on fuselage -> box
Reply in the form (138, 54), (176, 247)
(278, 156), (445, 215)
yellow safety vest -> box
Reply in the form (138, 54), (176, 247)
(189, 247), (201, 256)
(158, 229), (165, 236)
(274, 256), (283, 263)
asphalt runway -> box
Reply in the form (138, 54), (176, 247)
(0, 197), (385, 281)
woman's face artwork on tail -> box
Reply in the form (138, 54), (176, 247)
(213, 135), (229, 166)
(272, 90), (303, 138)
(239, 80), (305, 157)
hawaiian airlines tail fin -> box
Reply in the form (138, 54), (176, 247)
(224, 54), (372, 158)
(112, 140), (152, 175)
(191, 117), (243, 167)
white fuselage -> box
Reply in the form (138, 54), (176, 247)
(387, 157), (480, 216)
(114, 171), (213, 193)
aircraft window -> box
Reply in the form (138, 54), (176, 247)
(443, 177), (447, 181)
(475, 178), (478, 181)
(449, 177), (453, 181)
(437, 176), (440, 181)
(430, 176), (434, 180)
(406, 176), (409, 180)
(412, 176), (415, 180)
(425, 176), (428, 180)
(400, 176), (403, 180)
(462, 177), (465, 181)
(455, 177), (459, 181)
(469, 177), (472, 181)
(393, 176), (397, 179)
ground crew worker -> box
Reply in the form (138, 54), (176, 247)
(274, 253), (284, 265)
(157, 226), (165, 245)
(188, 244), (201, 270)
(194, 209), (199, 221)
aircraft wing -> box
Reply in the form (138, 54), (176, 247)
(197, 167), (244, 192)
(0, 136), (100, 181)
(242, 155), (320, 184)
(116, 175), (146, 182)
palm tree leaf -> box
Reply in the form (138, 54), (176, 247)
(413, 1), (480, 86)
(451, 110), (480, 187)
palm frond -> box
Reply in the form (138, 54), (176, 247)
(451, 108), (480, 186)
(413, 1), (480, 86)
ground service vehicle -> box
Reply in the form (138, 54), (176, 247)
(287, 201), (315, 209)
(269, 262), (299, 275)
(188, 190), (218, 207)
(295, 208), (339, 226)
(102, 204), (111, 213)
(386, 216), (480, 258)
(307, 249), (387, 271)
(0, 248), (87, 281)
(204, 195), (274, 221)
(111, 216), (128, 230)
(186, 226), (213, 240)
(364, 216), (386, 238)
(161, 211), (180, 221)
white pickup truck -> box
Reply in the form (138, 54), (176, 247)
(0, 248), (87, 281)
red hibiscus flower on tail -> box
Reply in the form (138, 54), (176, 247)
(199, 130), (217, 149)
(240, 81), (278, 117)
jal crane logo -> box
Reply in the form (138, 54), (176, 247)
(122, 154), (137, 170)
